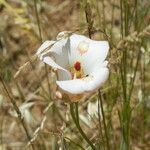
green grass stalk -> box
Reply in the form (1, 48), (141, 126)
(119, 0), (131, 150)
(97, 92), (105, 149)
(70, 103), (96, 150)
(98, 90), (110, 150)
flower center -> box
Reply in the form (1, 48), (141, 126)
(70, 61), (84, 79)
(74, 61), (81, 71)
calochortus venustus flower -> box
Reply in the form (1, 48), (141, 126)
(36, 31), (109, 101)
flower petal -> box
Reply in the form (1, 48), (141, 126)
(42, 56), (72, 80)
(56, 67), (109, 95)
(89, 40), (109, 63)
(38, 39), (69, 68)
(82, 40), (109, 74)
(66, 34), (109, 75)
(37, 39), (72, 80)
(36, 40), (55, 56)
(67, 34), (89, 65)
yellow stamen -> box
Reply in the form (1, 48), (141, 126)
(70, 61), (84, 79)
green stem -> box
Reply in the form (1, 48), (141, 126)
(75, 103), (79, 124)
(120, 1), (131, 150)
(98, 90), (110, 150)
(33, 0), (42, 43)
(128, 47), (141, 100)
(97, 94), (105, 149)
(70, 103), (96, 150)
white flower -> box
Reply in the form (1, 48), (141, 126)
(36, 32), (109, 97)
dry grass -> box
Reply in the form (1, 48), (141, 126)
(0, 0), (150, 150)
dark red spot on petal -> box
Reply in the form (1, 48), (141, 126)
(74, 61), (81, 71)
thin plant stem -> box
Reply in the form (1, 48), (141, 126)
(33, 0), (42, 43)
(0, 112), (4, 149)
(101, 0), (106, 34)
(84, 1), (93, 39)
(75, 102), (79, 124)
(110, 0), (116, 40)
(140, 49), (146, 141)
(98, 90), (110, 150)
(134, 0), (138, 31)
(64, 136), (85, 150)
(128, 47), (141, 100)
(33, 0), (51, 97)
(98, 94), (105, 150)
(120, 0), (124, 38)
(119, 1), (132, 150)
(95, 0), (102, 38)
(70, 103), (96, 150)
(0, 76), (35, 150)
(25, 51), (50, 99)
(14, 80), (26, 102)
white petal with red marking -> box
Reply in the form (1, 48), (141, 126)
(56, 67), (109, 94)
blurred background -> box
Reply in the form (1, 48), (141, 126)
(0, 0), (150, 150)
